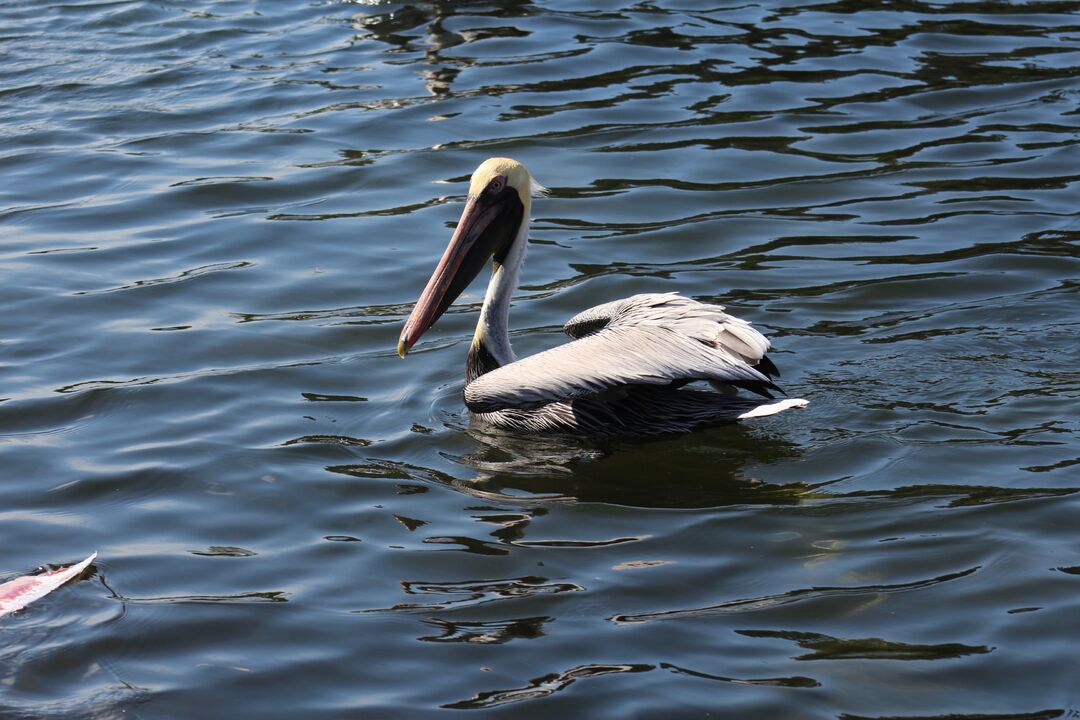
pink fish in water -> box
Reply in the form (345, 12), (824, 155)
(0, 552), (97, 617)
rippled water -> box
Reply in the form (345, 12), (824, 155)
(2, 1), (1078, 717)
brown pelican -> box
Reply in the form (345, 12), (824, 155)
(398, 157), (808, 436)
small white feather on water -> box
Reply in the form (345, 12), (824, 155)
(737, 398), (809, 420)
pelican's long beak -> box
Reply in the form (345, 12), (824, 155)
(398, 188), (519, 357)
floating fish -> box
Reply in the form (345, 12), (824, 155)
(0, 552), (97, 618)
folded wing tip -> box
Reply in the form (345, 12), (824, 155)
(737, 397), (809, 420)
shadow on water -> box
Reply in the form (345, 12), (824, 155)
(325, 437), (820, 509)
(320, 376), (823, 507)
(327, 416), (1080, 511)
(448, 422), (818, 508)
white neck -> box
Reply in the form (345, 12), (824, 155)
(475, 213), (530, 366)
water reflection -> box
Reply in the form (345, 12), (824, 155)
(329, 423), (1079, 513)
(442, 662), (653, 709)
(328, 424), (811, 508)
(108, 590), (289, 605)
(419, 614), (549, 644)
(661, 662), (820, 688)
(446, 422), (816, 508)
(612, 566), (979, 624)
(361, 575), (583, 613)
(736, 629), (992, 661)
(354, 0), (534, 96)
(839, 711), (1065, 720)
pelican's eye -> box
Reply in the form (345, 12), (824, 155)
(487, 176), (507, 194)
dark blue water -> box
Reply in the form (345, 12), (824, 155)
(1, 1), (1078, 717)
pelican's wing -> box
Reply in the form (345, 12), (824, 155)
(562, 297), (632, 339)
(465, 293), (781, 413)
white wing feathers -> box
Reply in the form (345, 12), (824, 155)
(464, 293), (777, 413)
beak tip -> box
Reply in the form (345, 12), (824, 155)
(397, 339), (408, 358)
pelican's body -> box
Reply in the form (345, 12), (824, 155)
(399, 158), (807, 437)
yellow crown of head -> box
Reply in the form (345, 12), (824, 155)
(468, 157), (546, 207)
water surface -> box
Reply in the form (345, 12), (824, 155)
(1, 1), (1078, 717)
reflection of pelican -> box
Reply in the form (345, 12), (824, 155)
(398, 158), (808, 436)
(449, 421), (815, 509)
